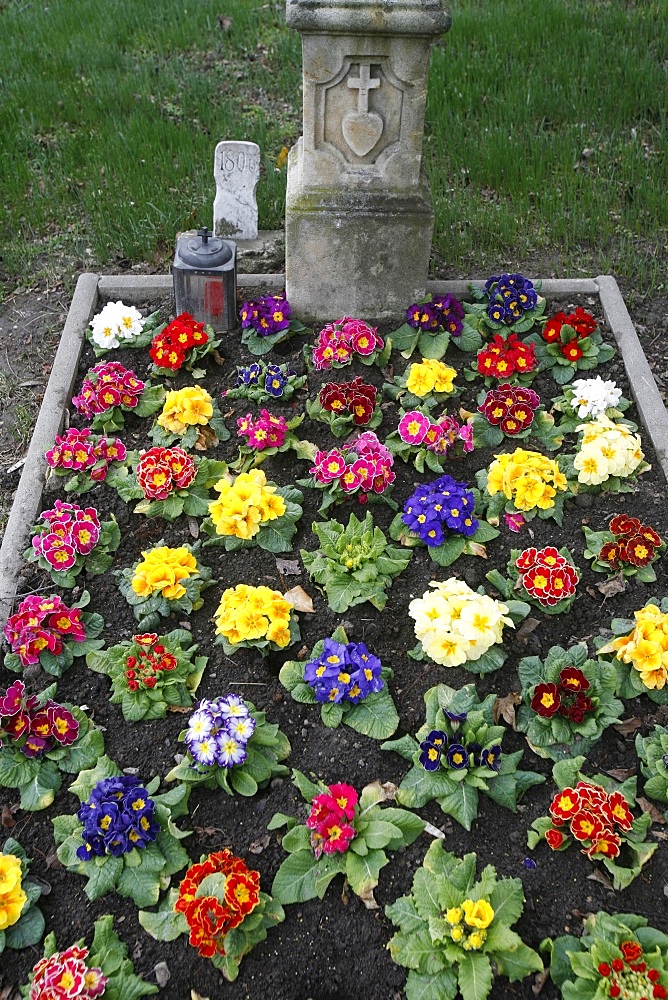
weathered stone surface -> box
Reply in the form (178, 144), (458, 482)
(286, 143), (434, 321)
(213, 140), (261, 240)
(285, 0), (448, 320)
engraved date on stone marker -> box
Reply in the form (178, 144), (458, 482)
(342, 63), (383, 158)
(213, 140), (261, 240)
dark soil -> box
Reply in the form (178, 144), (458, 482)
(1, 287), (668, 1000)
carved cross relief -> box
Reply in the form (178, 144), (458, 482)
(343, 63), (383, 157)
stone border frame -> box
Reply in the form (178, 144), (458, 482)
(0, 272), (665, 627)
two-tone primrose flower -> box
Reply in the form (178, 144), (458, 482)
(311, 316), (385, 369)
(71, 361), (145, 417)
(528, 757), (657, 889)
(223, 359), (305, 402)
(514, 546), (579, 610)
(306, 431), (395, 510)
(306, 377), (381, 435)
(26, 501), (120, 586)
(27, 943), (108, 999)
(45, 427), (127, 488)
(4, 594), (91, 670)
(584, 514), (665, 583)
(478, 383), (539, 433)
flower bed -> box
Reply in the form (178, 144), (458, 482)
(1, 284), (668, 999)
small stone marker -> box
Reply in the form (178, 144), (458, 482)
(213, 140), (261, 240)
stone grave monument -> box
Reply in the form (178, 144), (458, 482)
(213, 140), (261, 240)
(284, 0), (450, 322)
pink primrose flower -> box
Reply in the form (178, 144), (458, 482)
(398, 410), (430, 445)
(311, 449), (346, 483)
(44, 542), (77, 571)
(47, 704), (79, 745)
(70, 519), (100, 555)
(504, 512), (526, 532)
(339, 468), (362, 493)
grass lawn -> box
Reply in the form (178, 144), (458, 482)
(0, 0), (666, 293)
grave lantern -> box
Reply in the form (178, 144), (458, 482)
(173, 227), (237, 331)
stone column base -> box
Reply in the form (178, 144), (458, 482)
(285, 143), (434, 323)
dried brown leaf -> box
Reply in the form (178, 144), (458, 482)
(194, 825), (224, 836)
(167, 704), (193, 714)
(516, 617), (540, 642)
(1, 803), (18, 828)
(188, 516), (199, 540)
(275, 558), (301, 576)
(358, 885), (379, 910)
(212, 348), (225, 365)
(587, 869), (614, 890)
(597, 572), (627, 598)
(613, 717), (642, 736)
(283, 585), (315, 613)
(532, 969), (550, 996)
(492, 691), (522, 729)
(652, 829), (668, 841)
(466, 541), (488, 560)
(637, 796), (666, 824)
(249, 834), (271, 854)
(605, 767), (635, 781)
(360, 779), (398, 805)
(195, 425), (219, 451)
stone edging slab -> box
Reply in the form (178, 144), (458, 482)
(0, 272), (665, 629)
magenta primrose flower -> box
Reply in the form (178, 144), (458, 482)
(306, 783), (358, 858)
(0, 679), (79, 756)
(398, 410), (431, 445)
(71, 361), (145, 418)
(4, 594), (87, 667)
(312, 317), (384, 370)
(236, 410), (288, 451)
(309, 432), (395, 500)
(30, 500), (101, 572)
(46, 427), (126, 482)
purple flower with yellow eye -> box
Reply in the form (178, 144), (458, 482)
(481, 745), (502, 772)
(446, 743), (469, 770)
(419, 729), (447, 772)
(444, 710), (467, 731)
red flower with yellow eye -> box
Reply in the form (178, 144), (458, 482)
(531, 682), (561, 718)
(607, 791), (634, 831)
(558, 666), (590, 693)
(624, 534), (656, 567)
(560, 341), (583, 362)
(569, 810), (606, 842)
(586, 832), (621, 859)
(599, 540), (622, 568)
(542, 312), (567, 343)
(549, 787), (581, 822)
(609, 514), (641, 537)
(545, 828), (565, 849)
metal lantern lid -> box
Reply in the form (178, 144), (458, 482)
(176, 227), (233, 269)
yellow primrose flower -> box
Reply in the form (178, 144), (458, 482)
(462, 898), (495, 929)
(157, 386), (213, 435)
(604, 602), (668, 690)
(131, 545), (199, 598)
(409, 580), (513, 666)
(486, 448), (567, 511)
(450, 925), (464, 943)
(0, 854), (27, 931)
(208, 469), (286, 540)
(446, 907), (464, 926)
(215, 585), (293, 647)
(573, 416), (643, 485)
(468, 931), (486, 950)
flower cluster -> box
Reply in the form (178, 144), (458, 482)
(485, 448), (567, 512)
(597, 944), (668, 1000)
(46, 428), (126, 482)
(123, 632), (178, 692)
(515, 546), (579, 607)
(312, 317), (384, 369)
(89, 299), (144, 351)
(484, 273), (538, 324)
(567, 376), (622, 419)
(309, 431), (395, 499)
(609, 602), (668, 691)
(544, 780), (635, 860)
(531, 666), (595, 723)
(131, 545), (199, 600)
(230, 360), (297, 398)
(185, 695), (255, 769)
(406, 293), (464, 336)
(444, 898), (495, 951)
(0, 680), (78, 757)
(4, 595), (86, 667)
(215, 584), (293, 649)
(419, 714), (501, 775)
(175, 850), (260, 958)
(397, 409), (474, 455)
(71, 361), (145, 418)
(76, 775), (159, 861)
(478, 383), (539, 435)
(303, 637), (383, 704)
(403, 475), (478, 545)
(135, 446), (196, 501)
(208, 469), (286, 540)
(29, 945), (107, 1000)
(404, 358), (457, 397)
(306, 783), (358, 858)
(542, 306), (597, 361)
(573, 415), (644, 486)
(477, 332), (537, 379)
(599, 515), (663, 570)
(409, 579), (513, 667)
(157, 385), (213, 436)
(237, 410), (287, 451)
(150, 312), (208, 369)
(319, 378), (377, 425)
(240, 294), (291, 336)
(31, 501), (101, 572)
(0, 853), (26, 933)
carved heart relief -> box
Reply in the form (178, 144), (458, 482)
(341, 110), (384, 158)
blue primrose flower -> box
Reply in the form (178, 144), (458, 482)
(446, 743), (469, 770)
(419, 730), (447, 772)
(305, 637), (384, 705)
(76, 776), (158, 860)
(481, 745), (502, 772)
(487, 302), (505, 324)
(445, 710), (467, 730)
(265, 372), (287, 397)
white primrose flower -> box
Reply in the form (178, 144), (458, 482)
(570, 377), (622, 419)
(90, 300), (144, 349)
